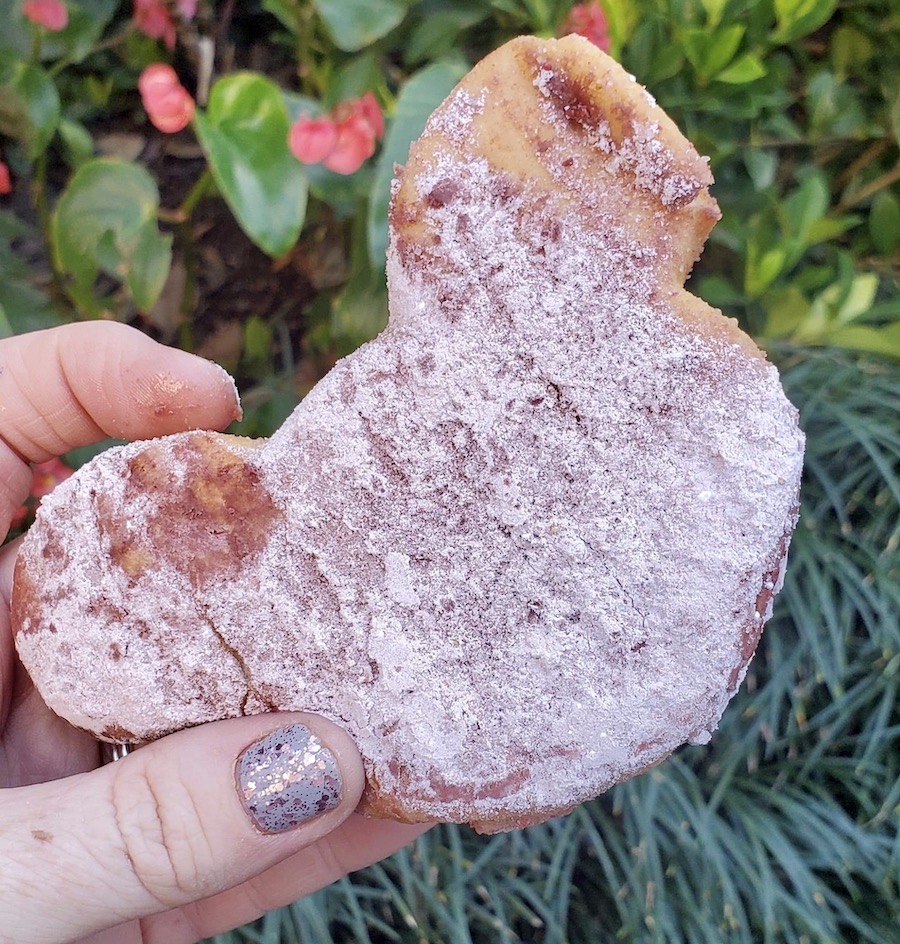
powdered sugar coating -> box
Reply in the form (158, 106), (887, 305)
(13, 38), (804, 832)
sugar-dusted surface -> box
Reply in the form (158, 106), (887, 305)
(13, 38), (804, 832)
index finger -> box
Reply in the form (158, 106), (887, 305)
(0, 322), (241, 531)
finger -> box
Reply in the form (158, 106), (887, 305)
(0, 713), (364, 944)
(0, 322), (241, 459)
(0, 539), (19, 726)
(0, 323), (240, 528)
(0, 561), (98, 787)
(0, 534), (19, 605)
(142, 816), (431, 943)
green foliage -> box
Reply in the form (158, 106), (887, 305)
(314, 0), (408, 52)
(51, 158), (172, 314)
(0, 58), (60, 159)
(194, 73), (309, 258)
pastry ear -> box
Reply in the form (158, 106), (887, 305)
(391, 36), (720, 289)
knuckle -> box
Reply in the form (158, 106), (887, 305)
(108, 760), (212, 909)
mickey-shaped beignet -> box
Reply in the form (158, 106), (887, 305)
(13, 36), (804, 834)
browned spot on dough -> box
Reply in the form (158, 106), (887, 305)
(102, 723), (136, 741)
(726, 531), (793, 691)
(116, 546), (155, 577)
(11, 556), (44, 637)
(107, 433), (281, 589)
(537, 59), (601, 127)
(387, 757), (530, 805)
(425, 178), (460, 207)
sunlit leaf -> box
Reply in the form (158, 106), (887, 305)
(194, 73), (308, 258)
(313, 0), (406, 52)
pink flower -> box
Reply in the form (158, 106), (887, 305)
(133, 0), (175, 49)
(133, 0), (195, 50)
(0, 159), (10, 195)
(22, 0), (69, 31)
(289, 116), (339, 165)
(324, 112), (377, 174)
(288, 93), (385, 176)
(357, 91), (384, 141)
(10, 458), (73, 530)
(139, 63), (195, 134)
(560, 2), (611, 53)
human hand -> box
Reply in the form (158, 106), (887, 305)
(0, 323), (428, 944)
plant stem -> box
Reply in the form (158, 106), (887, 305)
(174, 167), (214, 351)
(837, 163), (900, 212)
(32, 150), (75, 315)
(48, 26), (134, 78)
(179, 166), (214, 218)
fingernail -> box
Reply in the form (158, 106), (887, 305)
(236, 724), (342, 834)
(207, 359), (243, 422)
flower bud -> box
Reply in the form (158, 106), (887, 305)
(22, 0), (69, 31)
(139, 64), (196, 134)
(289, 117), (340, 165)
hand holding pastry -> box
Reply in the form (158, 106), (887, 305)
(0, 322), (427, 944)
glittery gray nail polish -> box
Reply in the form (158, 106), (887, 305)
(236, 724), (342, 833)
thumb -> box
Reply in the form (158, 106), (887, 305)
(0, 713), (365, 944)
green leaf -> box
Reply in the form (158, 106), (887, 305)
(821, 323), (900, 360)
(745, 243), (787, 297)
(832, 273), (878, 326)
(0, 1), (116, 75)
(194, 73), (308, 259)
(244, 315), (274, 363)
(0, 278), (63, 334)
(602, 0), (640, 57)
(699, 0), (729, 27)
(869, 191), (900, 255)
(38, 0), (118, 64)
(744, 149), (777, 191)
(762, 285), (810, 338)
(51, 158), (171, 312)
(367, 59), (468, 269)
(0, 5), (29, 58)
(804, 214), (860, 246)
(83, 73), (114, 108)
(325, 50), (379, 106)
(405, 8), (489, 67)
(829, 25), (874, 77)
(715, 53), (767, 85)
(261, 0), (301, 34)
(806, 70), (866, 139)
(313, 0), (407, 52)
(126, 221), (173, 312)
(683, 24), (744, 81)
(774, 0), (837, 43)
(57, 117), (95, 168)
(330, 266), (388, 353)
(781, 171), (830, 242)
(0, 60), (60, 159)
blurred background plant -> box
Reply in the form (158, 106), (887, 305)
(1, 1), (898, 941)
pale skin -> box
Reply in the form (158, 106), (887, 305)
(0, 322), (429, 944)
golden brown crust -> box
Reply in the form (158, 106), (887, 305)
(392, 36), (759, 362)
